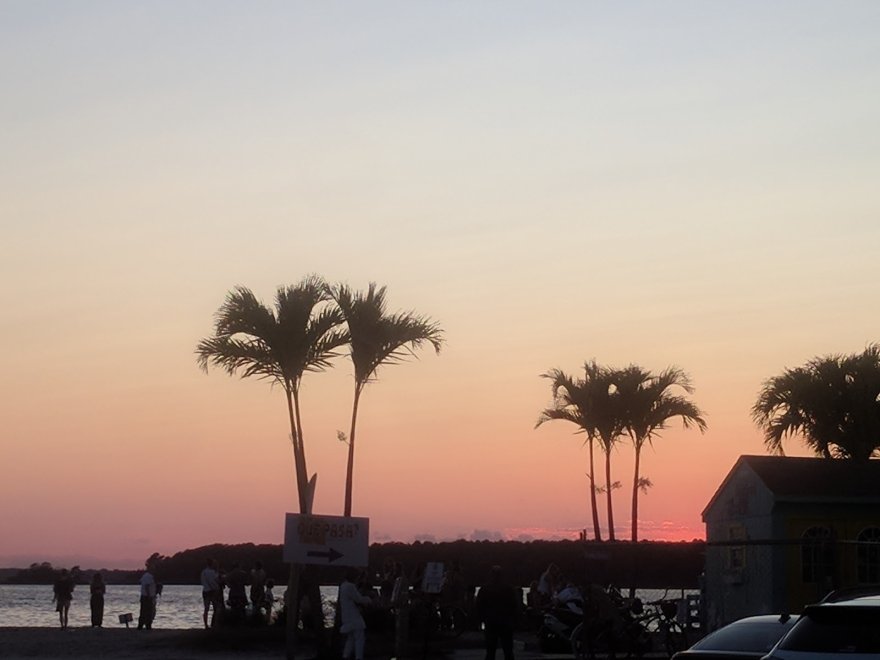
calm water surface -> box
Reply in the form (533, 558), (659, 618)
(0, 585), (343, 629)
(0, 584), (207, 628)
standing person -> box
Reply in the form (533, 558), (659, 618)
(52, 568), (74, 630)
(441, 560), (467, 631)
(263, 579), (276, 623)
(476, 565), (519, 660)
(137, 560), (158, 630)
(200, 558), (222, 629)
(225, 562), (249, 623)
(89, 572), (106, 627)
(250, 561), (267, 620)
(338, 568), (372, 660)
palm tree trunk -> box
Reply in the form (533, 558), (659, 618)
(604, 441), (615, 541)
(284, 388), (306, 659)
(343, 386), (362, 517)
(290, 389), (329, 656)
(588, 437), (602, 541)
(291, 388), (313, 513)
(631, 443), (641, 543)
(285, 388), (308, 513)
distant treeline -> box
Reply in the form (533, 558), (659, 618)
(3, 540), (704, 589)
(3, 562), (140, 585)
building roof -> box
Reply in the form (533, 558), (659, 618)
(703, 455), (880, 518)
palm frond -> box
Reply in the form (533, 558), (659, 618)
(330, 281), (444, 387)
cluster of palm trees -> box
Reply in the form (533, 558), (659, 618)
(536, 345), (880, 544)
(753, 343), (880, 461)
(536, 361), (707, 542)
(196, 275), (444, 517)
(196, 276), (443, 656)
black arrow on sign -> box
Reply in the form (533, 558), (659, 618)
(307, 547), (343, 563)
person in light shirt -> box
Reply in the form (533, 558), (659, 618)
(337, 568), (373, 660)
(137, 560), (158, 630)
(200, 558), (221, 628)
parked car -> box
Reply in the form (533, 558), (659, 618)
(671, 614), (797, 660)
(763, 594), (880, 659)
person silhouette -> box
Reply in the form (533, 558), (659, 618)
(250, 561), (267, 620)
(338, 568), (372, 660)
(137, 559), (158, 630)
(476, 565), (519, 660)
(90, 572), (106, 627)
(53, 568), (75, 630)
(200, 558), (221, 628)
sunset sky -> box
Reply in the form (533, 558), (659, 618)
(2, 1), (879, 569)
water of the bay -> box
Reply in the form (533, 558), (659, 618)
(0, 584), (694, 629)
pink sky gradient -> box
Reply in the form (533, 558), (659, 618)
(1, 2), (879, 569)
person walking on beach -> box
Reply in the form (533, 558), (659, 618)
(89, 572), (106, 627)
(52, 568), (75, 629)
(476, 565), (519, 660)
(200, 558), (222, 629)
(137, 560), (158, 630)
(338, 568), (372, 660)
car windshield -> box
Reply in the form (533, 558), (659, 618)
(775, 606), (880, 654)
(692, 620), (792, 652)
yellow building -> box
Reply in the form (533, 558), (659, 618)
(701, 455), (880, 629)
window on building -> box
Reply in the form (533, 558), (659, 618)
(727, 524), (746, 570)
(857, 527), (880, 583)
(801, 526), (833, 583)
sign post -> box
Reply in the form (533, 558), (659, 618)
(283, 513), (369, 567)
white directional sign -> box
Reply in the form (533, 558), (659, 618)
(283, 513), (369, 567)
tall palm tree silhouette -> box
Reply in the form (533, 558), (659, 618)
(196, 276), (346, 512)
(538, 361), (621, 541)
(329, 282), (443, 517)
(616, 365), (706, 542)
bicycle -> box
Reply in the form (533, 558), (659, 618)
(639, 599), (686, 659)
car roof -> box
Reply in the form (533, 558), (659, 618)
(726, 614), (795, 624)
(813, 595), (880, 607)
(819, 585), (880, 603)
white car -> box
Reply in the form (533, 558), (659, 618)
(763, 593), (880, 659)
(671, 613), (797, 660)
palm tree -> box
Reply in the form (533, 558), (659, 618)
(537, 361), (622, 541)
(196, 276), (346, 511)
(591, 363), (626, 542)
(329, 282), (443, 517)
(195, 276), (346, 657)
(616, 365), (706, 542)
(753, 344), (880, 461)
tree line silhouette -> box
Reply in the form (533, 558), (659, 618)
(2, 540), (705, 590)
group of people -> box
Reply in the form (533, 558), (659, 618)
(333, 562), (520, 660)
(49, 557), (276, 631)
(51, 569), (108, 629)
(199, 558), (276, 628)
(48, 557), (522, 660)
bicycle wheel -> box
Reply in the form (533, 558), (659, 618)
(570, 622), (586, 659)
(663, 620), (686, 658)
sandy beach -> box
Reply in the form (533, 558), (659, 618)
(0, 627), (551, 659)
